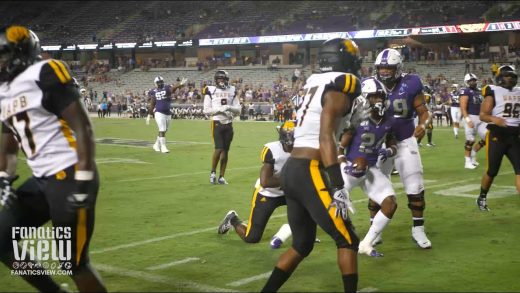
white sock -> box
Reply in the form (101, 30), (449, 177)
(470, 149), (477, 160)
(453, 128), (458, 136)
(155, 137), (161, 146)
(273, 223), (292, 243)
(465, 156), (472, 164)
(159, 137), (166, 145)
(362, 211), (390, 244)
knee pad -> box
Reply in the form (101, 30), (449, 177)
(407, 192), (425, 211)
(465, 140), (474, 151)
(367, 201), (381, 212)
(292, 240), (315, 258)
(478, 139), (486, 147)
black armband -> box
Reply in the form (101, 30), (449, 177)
(324, 163), (345, 189)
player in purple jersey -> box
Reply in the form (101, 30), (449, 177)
(373, 48), (432, 249)
(338, 77), (398, 257)
(460, 73), (487, 169)
(146, 76), (187, 153)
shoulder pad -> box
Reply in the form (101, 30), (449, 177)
(482, 85), (494, 97)
(39, 59), (74, 89)
(332, 74), (361, 96)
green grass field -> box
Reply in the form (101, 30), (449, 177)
(1, 117), (519, 292)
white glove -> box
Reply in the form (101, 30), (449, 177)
(328, 187), (356, 220)
(180, 78), (188, 86)
(146, 114), (151, 125)
(220, 105), (230, 112)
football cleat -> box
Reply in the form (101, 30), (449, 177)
(464, 162), (477, 169)
(471, 159), (479, 166)
(412, 226), (432, 249)
(218, 210), (237, 234)
(153, 142), (160, 152)
(160, 144), (169, 153)
(418, 143), (423, 148)
(210, 172), (216, 184)
(270, 236), (283, 249)
(426, 142), (436, 147)
(358, 240), (383, 257)
(218, 177), (228, 185)
(476, 197), (490, 211)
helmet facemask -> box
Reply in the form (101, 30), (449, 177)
(0, 26), (41, 82)
(368, 94), (386, 118)
(496, 66), (518, 89)
(214, 71), (229, 89)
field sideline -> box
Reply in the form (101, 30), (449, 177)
(1, 117), (519, 292)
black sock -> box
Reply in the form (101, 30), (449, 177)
(230, 214), (242, 227)
(479, 187), (489, 199)
(261, 267), (291, 292)
(427, 132), (432, 144)
(342, 273), (358, 293)
(413, 218), (424, 227)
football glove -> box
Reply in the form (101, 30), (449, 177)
(344, 163), (367, 178)
(328, 187), (355, 220)
(0, 174), (19, 209)
(378, 147), (394, 162)
(66, 171), (96, 212)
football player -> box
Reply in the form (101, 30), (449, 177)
(416, 85), (435, 147)
(217, 121), (295, 249)
(262, 38), (361, 293)
(477, 65), (520, 211)
(203, 70), (241, 184)
(146, 75), (187, 153)
(460, 73), (487, 169)
(0, 25), (106, 292)
(374, 48), (432, 249)
(449, 84), (462, 138)
(338, 77), (398, 257)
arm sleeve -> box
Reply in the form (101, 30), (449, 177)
(38, 60), (80, 116)
(260, 146), (275, 164)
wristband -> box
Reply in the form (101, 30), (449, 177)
(0, 171), (9, 178)
(324, 163), (345, 188)
(465, 117), (471, 123)
(75, 170), (94, 181)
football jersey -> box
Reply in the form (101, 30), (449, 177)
(254, 141), (290, 198)
(451, 90), (460, 107)
(203, 85), (239, 124)
(294, 72), (361, 149)
(460, 87), (483, 115)
(0, 59), (80, 177)
(346, 114), (397, 167)
(148, 85), (174, 115)
(483, 84), (520, 127)
(385, 74), (423, 141)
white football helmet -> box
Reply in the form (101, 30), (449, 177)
(361, 77), (388, 117)
(464, 73), (478, 87)
(374, 48), (403, 88)
(154, 76), (165, 88)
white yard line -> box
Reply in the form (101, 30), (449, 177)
(226, 271), (272, 287)
(94, 263), (237, 292)
(116, 165), (259, 182)
(358, 287), (379, 292)
(146, 257), (200, 271)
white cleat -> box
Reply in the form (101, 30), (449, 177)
(160, 145), (169, 153)
(358, 240), (383, 257)
(412, 226), (432, 249)
(153, 142), (160, 152)
(464, 162), (477, 169)
(472, 160), (479, 166)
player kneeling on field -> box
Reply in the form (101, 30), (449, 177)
(339, 77), (399, 257)
(217, 121), (295, 248)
